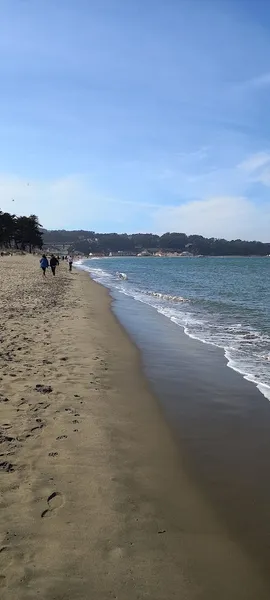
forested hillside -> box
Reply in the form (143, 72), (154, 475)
(42, 229), (270, 256)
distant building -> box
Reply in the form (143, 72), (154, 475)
(109, 251), (136, 257)
(137, 250), (152, 256)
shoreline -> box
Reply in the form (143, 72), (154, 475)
(1, 255), (269, 599)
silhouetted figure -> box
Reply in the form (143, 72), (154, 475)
(40, 254), (49, 276)
(50, 254), (59, 276)
(67, 255), (73, 272)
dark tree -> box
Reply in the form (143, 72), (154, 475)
(15, 214), (43, 253)
(0, 211), (43, 252)
(0, 211), (16, 247)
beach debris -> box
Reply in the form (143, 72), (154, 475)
(35, 384), (53, 394)
(116, 271), (128, 280)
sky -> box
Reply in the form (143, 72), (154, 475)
(1, 0), (270, 240)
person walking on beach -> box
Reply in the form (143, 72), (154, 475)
(67, 255), (73, 272)
(50, 254), (59, 276)
(40, 254), (49, 276)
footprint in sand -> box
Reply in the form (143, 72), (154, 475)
(0, 546), (13, 569)
(30, 424), (44, 433)
(0, 462), (15, 473)
(41, 492), (64, 518)
(0, 397), (9, 403)
(0, 432), (14, 443)
(0, 547), (13, 584)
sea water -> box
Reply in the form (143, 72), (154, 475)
(76, 256), (270, 401)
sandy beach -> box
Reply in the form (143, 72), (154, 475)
(1, 255), (269, 600)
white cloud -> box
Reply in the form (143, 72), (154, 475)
(153, 196), (270, 242)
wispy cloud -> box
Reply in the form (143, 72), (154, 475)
(238, 152), (270, 186)
(177, 147), (210, 163)
(0, 173), (160, 230)
(244, 72), (270, 89)
(238, 152), (270, 172)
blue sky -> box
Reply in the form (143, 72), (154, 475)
(1, 0), (270, 239)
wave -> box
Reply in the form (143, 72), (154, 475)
(146, 291), (188, 302)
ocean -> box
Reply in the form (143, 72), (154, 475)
(76, 256), (270, 401)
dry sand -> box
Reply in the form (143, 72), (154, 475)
(0, 254), (269, 599)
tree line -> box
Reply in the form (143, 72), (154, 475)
(2, 215), (269, 256)
(0, 210), (43, 253)
(43, 229), (270, 256)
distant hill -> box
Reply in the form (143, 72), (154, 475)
(42, 229), (270, 257)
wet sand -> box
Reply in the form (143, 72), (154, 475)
(113, 292), (270, 585)
(0, 255), (269, 599)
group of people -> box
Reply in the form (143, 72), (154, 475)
(40, 254), (73, 276)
